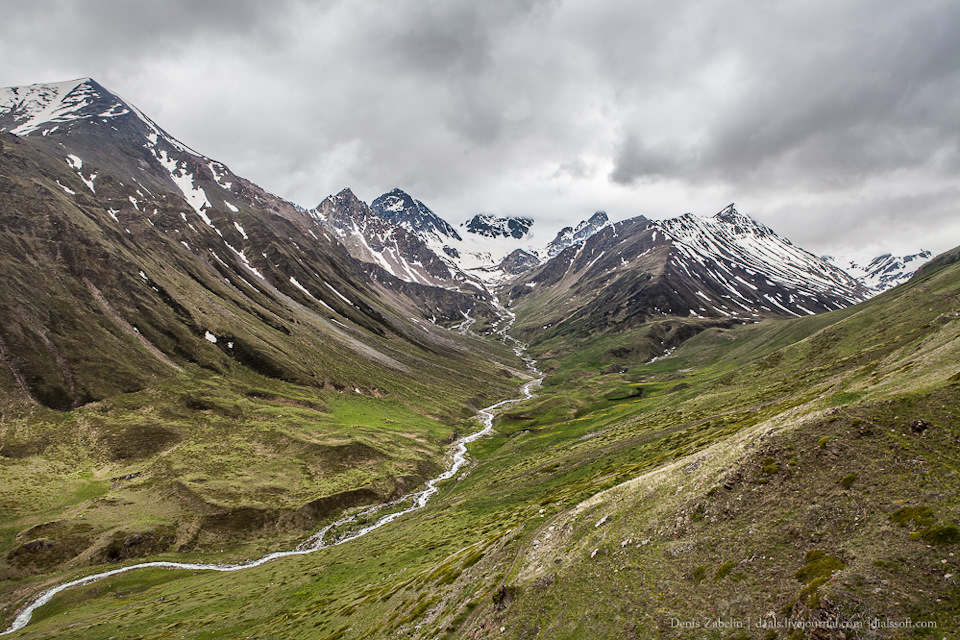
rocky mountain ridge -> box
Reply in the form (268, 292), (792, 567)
(310, 185), (894, 319)
(463, 214), (534, 239)
(544, 211), (610, 258)
(504, 204), (871, 343)
(825, 250), (933, 293)
(0, 78), (509, 410)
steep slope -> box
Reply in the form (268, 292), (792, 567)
(0, 79), (529, 613)
(451, 244), (960, 639)
(505, 205), (869, 346)
(0, 129), (499, 408)
(0, 79), (513, 403)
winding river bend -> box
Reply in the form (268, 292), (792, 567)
(2, 326), (542, 636)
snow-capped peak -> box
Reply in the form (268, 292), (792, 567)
(0, 78), (101, 135)
(370, 188), (462, 242)
(656, 205), (863, 301)
(545, 211), (610, 257)
(0, 78), (204, 157)
(825, 250), (933, 293)
(463, 214), (533, 239)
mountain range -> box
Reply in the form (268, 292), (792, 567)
(0, 78), (956, 639)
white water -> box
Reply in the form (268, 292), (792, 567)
(2, 315), (542, 636)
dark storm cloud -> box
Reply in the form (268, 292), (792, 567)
(5, 0), (295, 60)
(1, 0), (958, 255)
(606, 1), (960, 188)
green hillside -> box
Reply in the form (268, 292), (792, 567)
(4, 243), (957, 638)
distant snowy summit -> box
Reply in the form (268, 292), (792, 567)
(825, 250), (933, 294)
(544, 211), (611, 257)
(308, 186), (890, 312)
(310, 187), (616, 289)
(463, 214), (533, 239)
(370, 188), (462, 243)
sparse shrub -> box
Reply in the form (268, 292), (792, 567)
(715, 560), (736, 581)
(690, 503), (706, 522)
(817, 436), (831, 449)
(693, 566), (706, 583)
(756, 352), (783, 371)
(890, 506), (935, 528)
(761, 457), (780, 475)
(839, 473), (857, 489)
(795, 550), (846, 583)
(461, 549), (484, 568)
(919, 524), (960, 545)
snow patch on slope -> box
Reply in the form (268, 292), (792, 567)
(153, 149), (211, 217)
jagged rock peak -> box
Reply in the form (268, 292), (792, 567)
(370, 188), (461, 241)
(329, 187), (365, 206)
(464, 214), (534, 239)
(702, 203), (776, 239)
(313, 187), (370, 221)
(579, 211), (609, 230)
(545, 210), (611, 257)
(713, 203), (738, 220)
(498, 248), (540, 275)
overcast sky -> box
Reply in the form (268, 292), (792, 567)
(2, 0), (958, 257)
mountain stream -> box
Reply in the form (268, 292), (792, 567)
(2, 310), (542, 636)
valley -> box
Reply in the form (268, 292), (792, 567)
(4, 254), (958, 639)
(1, 324), (544, 636)
(0, 78), (957, 639)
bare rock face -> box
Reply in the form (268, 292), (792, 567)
(499, 249), (540, 275)
(544, 211), (609, 257)
(465, 214), (534, 239)
(910, 419), (930, 434)
(371, 188), (462, 242)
